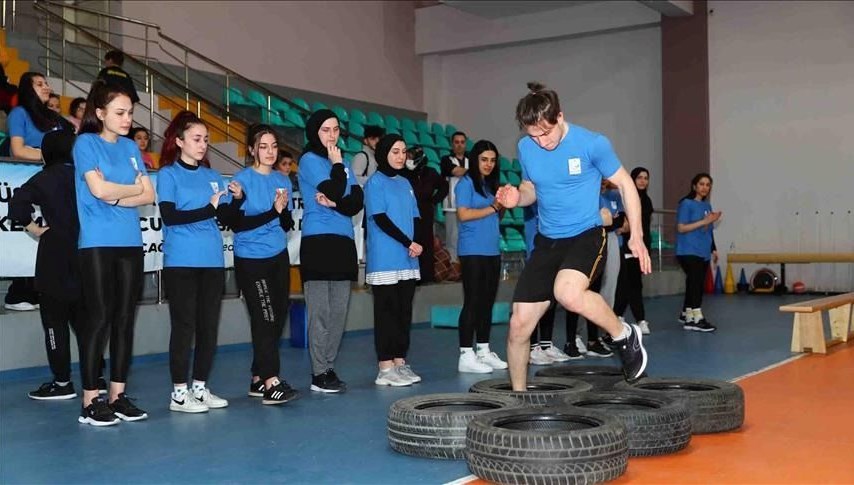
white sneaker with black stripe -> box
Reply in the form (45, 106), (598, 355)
(170, 393), (208, 413)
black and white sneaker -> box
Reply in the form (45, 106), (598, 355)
(109, 393), (148, 421)
(78, 396), (120, 426)
(605, 323), (648, 383)
(677, 309), (689, 324)
(562, 342), (585, 360)
(28, 381), (77, 400)
(684, 319), (717, 332)
(262, 380), (301, 405)
(586, 340), (614, 358)
(248, 380), (265, 398)
(310, 369), (346, 393)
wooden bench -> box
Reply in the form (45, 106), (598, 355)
(780, 292), (854, 353)
(728, 252), (854, 292)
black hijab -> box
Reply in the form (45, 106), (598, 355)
(375, 134), (405, 177)
(41, 129), (76, 167)
(303, 109), (338, 159)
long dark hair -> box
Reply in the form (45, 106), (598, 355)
(160, 111), (210, 168)
(17, 72), (65, 133)
(681, 172), (713, 201)
(467, 140), (500, 197)
(78, 79), (133, 135)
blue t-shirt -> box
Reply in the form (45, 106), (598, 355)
(73, 134), (148, 248)
(364, 172), (420, 274)
(8, 107), (51, 148)
(518, 123), (621, 239)
(157, 162), (231, 268)
(231, 167), (292, 259)
(298, 152), (357, 239)
(600, 189), (625, 246)
(676, 198), (714, 259)
(455, 175), (500, 257)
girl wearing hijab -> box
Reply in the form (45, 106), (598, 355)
(455, 140), (509, 373)
(614, 167), (654, 334)
(227, 124), (298, 405)
(364, 134), (421, 386)
(298, 109), (363, 393)
(676, 173), (720, 332)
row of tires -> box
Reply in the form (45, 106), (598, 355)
(387, 366), (744, 484)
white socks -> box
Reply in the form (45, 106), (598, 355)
(476, 343), (490, 355)
(172, 384), (188, 401)
(615, 322), (631, 341)
(192, 380), (206, 395)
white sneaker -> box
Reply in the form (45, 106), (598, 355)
(375, 368), (412, 387)
(542, 345), (572, 362)
(575, 336), (588, 354)
(194, 388), (228, 409)
(4, 302), (38, 311)
(638, 320), (651, 335)
(459, 351), (493, 373)
(477, 351), (508, 370)
(170, 393), (208, 413)
(397, 364), (421, 383)
(529, 347), (554, 366)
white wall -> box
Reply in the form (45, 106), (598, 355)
(709, 1), (854, 291)
(119, 1), (423, 111)
(422, 25), (664, 207)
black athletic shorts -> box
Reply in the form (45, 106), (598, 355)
(512, 226), (608, 303)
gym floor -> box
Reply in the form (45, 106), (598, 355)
(1, 294), (852, 484)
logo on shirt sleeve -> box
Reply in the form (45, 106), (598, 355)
(568, 158), (581, 175)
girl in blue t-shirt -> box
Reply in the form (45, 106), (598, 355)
(676, 173), (721, 332)
(156, 111), (243, 413)
(365, 134), (422, 387)
(297, 110), (363, 394)
(454, 140), (509, 374)
(224, 124), (298, 406)
(73, 80), (156, 426)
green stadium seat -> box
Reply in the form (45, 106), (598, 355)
(223, 87), (249, 107)
(444, 124), (458, 138)
(366, 112), (385, 128)
(511, 158), (522, 174)
(434, 136), (451, 151)
(499, 237), (509, 253)
(499, 171), (508, 185)
(349, 108), (367, 126)
(347, 137), (363, 153)
(466, 139), (474, 152)
(435, 204), (445, 223)
(384, 115), (401, 132)
(422, 147), (440, 166)
(500, 211), (515, 226)
(510, 207), (524, 224)
(506, 172), (522, 186)
(348, 122), (365, 139)
(403, 130), (419, 147)
(418, 132), (435, 148)
(401, 118), (417, 133)
(291, 97), (310, 111)
(499, 156), (512, 172)
(416, 120), (430, 134)
(331, 105), (349, 123)
(311, 102), (329, 113)
(282, 110), (306, 129)
(431, 122), (445, 139)
(269, 110), (287, 127)
(270, 97), (292, 115)
(246, 90), (267, 108)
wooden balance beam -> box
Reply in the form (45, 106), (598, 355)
(780, 292), (854, 354)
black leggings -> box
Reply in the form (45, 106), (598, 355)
(373, 280), (417, 361)
(38, 293), (82, 383)
(614, 256), (646, 321)
(235, 251), (290, 381)
(458, 256), (500, 347)
(678, 255), (707, 310)
(165, 267), (225, 384)
(78, 247), (143, 391)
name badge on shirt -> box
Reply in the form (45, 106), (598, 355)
(568, 158), (581, 175)
(210, 182), (220, 193)
(129, 157), (139, 171)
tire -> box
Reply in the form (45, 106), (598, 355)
(535, 365), (634, 390)
(469, 377), (593, 406)
(614, 378), (744, 434)
(562, 391), (692, 456)
(387, 393), (525, 460)
(466, 406), (628, 485)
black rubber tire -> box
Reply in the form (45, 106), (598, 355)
(466, 406), (628, 485)
(387, 393), (526, 460)
(469, 377), (594, 406)
(535, 365), (633, 390)
(562, 391), (692, 456)
(614, 378), (744, 434)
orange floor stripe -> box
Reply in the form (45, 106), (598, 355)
(466, 344), (854, 484)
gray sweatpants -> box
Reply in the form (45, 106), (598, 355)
(305, 280), (352, 376)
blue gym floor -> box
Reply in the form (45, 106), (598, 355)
(0, 294), (805, 484)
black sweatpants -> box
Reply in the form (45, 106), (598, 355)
(235, 250), (290, 381)
(78, 247), (143, 391)
(165, 267), (225, 384)
(614, 256), (646, 321)
(458, 256), (500, 347)
(373, 280), (417, 362)
(678, 255), (707, 310)
(38, 293), (82, 383)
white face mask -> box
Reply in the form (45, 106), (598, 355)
(405, 158), (416, 171)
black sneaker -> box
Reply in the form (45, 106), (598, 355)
(562, 343), (585, 360)
(585, 340), (614, 358)
(677, 310), (689, 324)
(684, 319), (716, 332)
(310, 369), (346, 393)
(262, 380), (301, 405)
(28, 381), (77, 400)
(248, 380), (265, 398)
(97, 377), (108, 395)
(78, 396), (120, 426)
(109, 393), (148, 421)
(605, 324), (648, 383)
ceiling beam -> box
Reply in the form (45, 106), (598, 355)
(638, 0), (694, 17)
